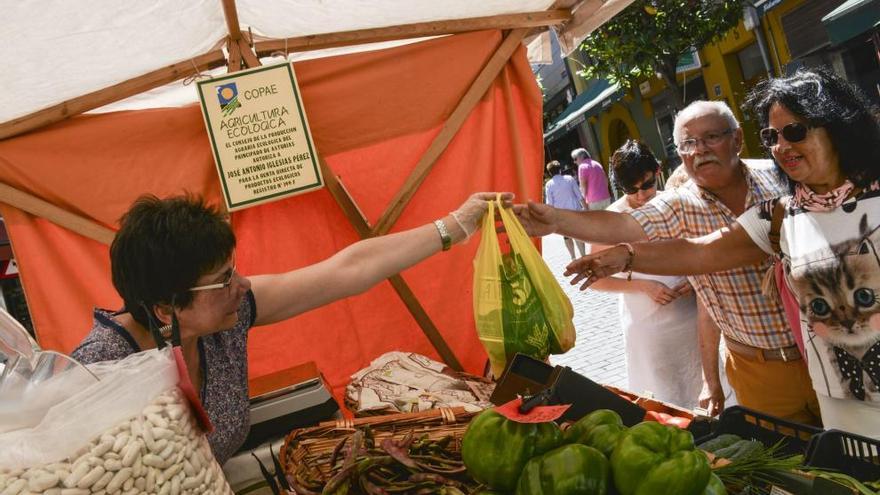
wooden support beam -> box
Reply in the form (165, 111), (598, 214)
(237, 36), (262, 69)
(0, 50), (225, 141)
(319, 158), (464, 371)
(227, 36), (243, 72)
(255, 10), (569, 56)
(373, 28), (528, 236)
(221, 0), (244, 41)
(0, 10), (570, 141)
(0, 182), (115, 245)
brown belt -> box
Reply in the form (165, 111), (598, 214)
(724, 336), (802, 362)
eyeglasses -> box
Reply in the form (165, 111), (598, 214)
(676, 128), (734, 154)
(760, 122), (814, 148)
(189, 261), (236, 292)
(620, 175), (657, 195)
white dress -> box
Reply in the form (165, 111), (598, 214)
(606, 197), (703, 409)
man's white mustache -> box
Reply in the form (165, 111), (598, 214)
(693, 154), (719, 166)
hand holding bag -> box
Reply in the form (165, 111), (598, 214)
(473, 196), (576, 377)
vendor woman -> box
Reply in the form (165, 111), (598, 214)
(72, 192), (508, 464)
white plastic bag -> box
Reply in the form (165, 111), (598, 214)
(0, 347), (233, 494)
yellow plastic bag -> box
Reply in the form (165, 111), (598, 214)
(473, 197), (576, 378)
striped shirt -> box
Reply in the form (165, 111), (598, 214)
(628, 160), (794, 349)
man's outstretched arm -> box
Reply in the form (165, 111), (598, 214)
(512, 201), (648, 243)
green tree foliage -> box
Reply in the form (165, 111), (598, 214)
(576, 0), (745, 108)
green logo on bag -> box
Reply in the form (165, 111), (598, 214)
(499, 253), (556, 359)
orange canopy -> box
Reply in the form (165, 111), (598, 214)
(0, 30), (543, 402)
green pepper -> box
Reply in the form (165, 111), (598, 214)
(702, 473), (727, 495)
(462, 409), (563, 492)
(611, 421), (711, 495)
(516, 444), (609, 495)
(564, 409), (623, 444)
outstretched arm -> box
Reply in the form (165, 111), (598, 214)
(512, 201), (647, 243)
(565, 221), (767, 288)
(250, 192), (511, 326)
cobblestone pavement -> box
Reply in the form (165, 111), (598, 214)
(542, 234), (629, 388)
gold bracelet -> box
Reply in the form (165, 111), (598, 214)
(617, 242), (635, 281)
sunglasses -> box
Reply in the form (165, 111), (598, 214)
(760, 122), (815, 147)
(620, 175), (656, 195)
(189, 260), (236, 292)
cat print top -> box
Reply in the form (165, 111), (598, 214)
(738, 187), (880, 408)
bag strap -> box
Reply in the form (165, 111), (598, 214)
(767, 196), (789, 255)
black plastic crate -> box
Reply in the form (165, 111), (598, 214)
(806, 429), (880, 482)
(695, 406), (822, 457)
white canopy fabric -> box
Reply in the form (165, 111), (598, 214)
(1, 0), (564, 123)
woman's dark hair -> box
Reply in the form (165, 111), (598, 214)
(746, 67), (880, 188)
(110, 194), (236, 329)
(610, 139), (658, 190)
(546, 160), (562, 176)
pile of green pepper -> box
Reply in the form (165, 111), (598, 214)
(461, 408), (727, 495)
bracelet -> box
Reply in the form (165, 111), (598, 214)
(617, 242), (635, 281)
(434, 219), (453, 251)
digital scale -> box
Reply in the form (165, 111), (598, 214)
(224, 362), (339, 493)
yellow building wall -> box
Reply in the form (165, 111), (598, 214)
(597, 103), (640, 166)
(578, 0), (804, 162)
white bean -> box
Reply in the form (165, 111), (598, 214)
(158, 442), (175, 460)
(111, 434), (130, 453)
(105, 467), (131, 493)
(103, 458), (122, 472)
(44, 489), (61, 495)
(1, 478), (26, 495)
(62, 463), (89, 489)
(76, 465), (105, 489)
(145, 468), (156, 493)
(147, 413), (169, 430)
(60, 489), (89, 495)
(122, 476), (133, 491)
(28, 472), (59, 492)
(120, 441), (140, 468)
(92, 471), (113, 492)
(158, 480), (171, 495)
(170, 475), (180, 495)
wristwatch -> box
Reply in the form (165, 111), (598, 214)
(434, 219), (452, 251)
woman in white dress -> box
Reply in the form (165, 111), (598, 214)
(587, 140), (703, 409)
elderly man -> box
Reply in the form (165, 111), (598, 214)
(516, 101), (820, 424)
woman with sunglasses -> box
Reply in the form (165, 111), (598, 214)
(71, 192), (507, 464)
(565, 68), (880, 438)
(586, 140), (703, 409)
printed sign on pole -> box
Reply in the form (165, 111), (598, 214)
(197, 63), (324, 211)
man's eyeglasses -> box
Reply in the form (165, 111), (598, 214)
(189, 262), (236, 292)
(676, 128), (734, 154)
(759, 122), (814, 148)
(620, 175), (657, 195)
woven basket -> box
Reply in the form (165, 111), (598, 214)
(280, 407), (478, 490)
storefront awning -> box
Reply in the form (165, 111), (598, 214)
(821, 0), (880, 45)
(543, 80), (623, 143)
